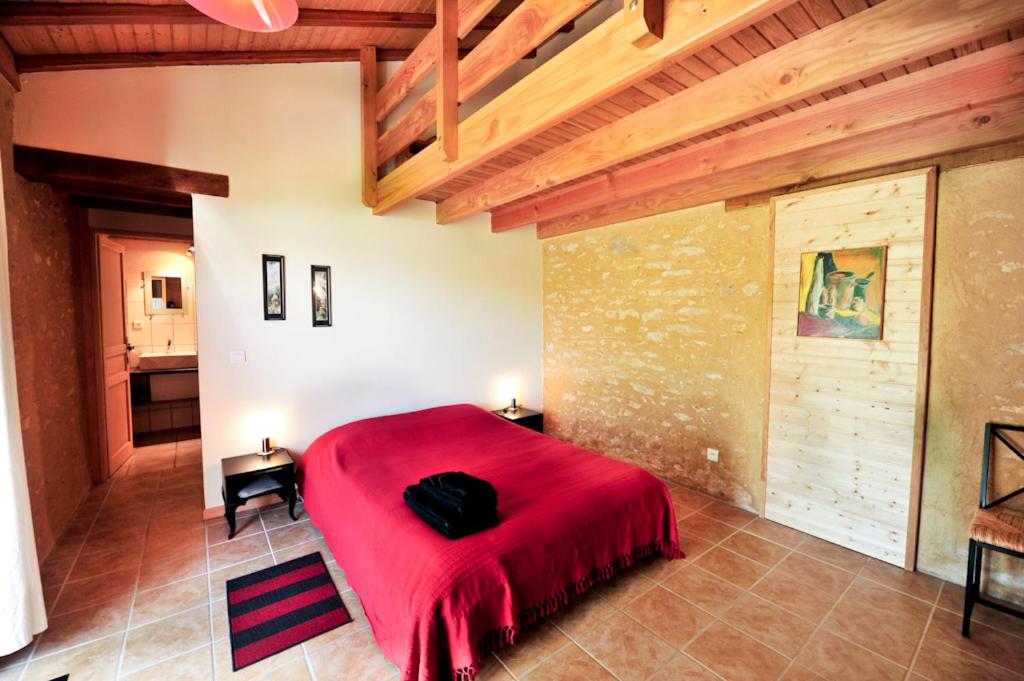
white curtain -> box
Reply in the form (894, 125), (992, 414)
(0, 164), (47, 655)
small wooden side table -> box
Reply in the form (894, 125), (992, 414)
(491, 407), (544, 433)
(221, 448), (298, 539)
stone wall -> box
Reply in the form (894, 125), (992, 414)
(544, 157), (1024, 598)
(1, 81), (94, 562)
(544, 202), (771, 510)
(918, 157), (1024, 598)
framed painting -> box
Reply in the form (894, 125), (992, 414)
(797, 246), (887, 339)
(311, 265), (331, 327)
(262, 254), (285, 321)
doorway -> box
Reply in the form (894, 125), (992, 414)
(11, 144), (227, 484)
(95, 228), (202, 478)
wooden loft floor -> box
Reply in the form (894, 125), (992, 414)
(361, 0), (1024, 238)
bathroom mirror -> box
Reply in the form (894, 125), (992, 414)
(144, 272), (188, 315)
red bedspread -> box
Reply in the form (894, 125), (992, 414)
(298, 404), (681, 681)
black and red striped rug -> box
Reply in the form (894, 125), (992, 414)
(226, 552), (351, 670)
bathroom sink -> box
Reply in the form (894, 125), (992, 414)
(137, 352), (198, 371)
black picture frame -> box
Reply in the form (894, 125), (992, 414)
(262, 254), (285, 321)
(311, 265), (331, 327)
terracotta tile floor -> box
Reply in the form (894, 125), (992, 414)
(2, 450), (1023, 681)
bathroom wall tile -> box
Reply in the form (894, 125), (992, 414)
(125, 279), (144, 303)
(126, 300), (146, 323)
(128, 323), (149, 351)
(173, 321), (196, 347)
(127, 328), (144, 349)
(150, 318), (174, 348)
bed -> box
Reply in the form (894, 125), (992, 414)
(298, 404), (681, 681)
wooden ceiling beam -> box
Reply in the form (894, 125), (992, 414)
(624, 0), (664, 49)
(14, 146), (229, 202)
(69, 194), (194, 219)
(0, 35), (18, 91)
(0, 3), (514, 30)
(532, 53), (1024, 236)
(16, 49), (474, 72)
(376, 0), (597, 168)
(494, 37), (1024, 232)
(361, 46), (378, 208)
(371, 0), (797, 216)
(376, 0), (502, 124)
(437, 0), (459, 162)
(538, 99), (1024, 237)
(439, 0), (1024, 225)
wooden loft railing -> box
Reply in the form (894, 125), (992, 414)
(359, 0), (595, 208)
(360, 0), (1024, 236)
(364, 0), (794, 216)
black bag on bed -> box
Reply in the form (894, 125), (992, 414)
(404, 471), (498, 539)
(421, 471), (497, 510)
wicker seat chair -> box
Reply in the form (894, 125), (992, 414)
(962, 422), (1024, 636)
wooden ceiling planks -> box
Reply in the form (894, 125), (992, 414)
(8, 0), (1017, 234)
(413, 0), (854, 203)
(411, 0), (1019, 224)
(0, 0), (505, 56)
(491, 27), (1017, 214)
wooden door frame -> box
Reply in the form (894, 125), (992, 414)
(11, 146), (225, 483)
(77, 223), (197, 482)
(904, 168), (938, 571)
(71, 206), (106, 482)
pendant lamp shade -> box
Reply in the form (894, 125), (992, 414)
(185, 0), (299, 32)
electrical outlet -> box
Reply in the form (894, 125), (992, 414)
(707, 448), (720, 463)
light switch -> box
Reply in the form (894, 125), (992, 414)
(229, 350), (246, 365)
(131, 320), (144, 330)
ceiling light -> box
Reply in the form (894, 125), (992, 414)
(185, 0), (298, 33)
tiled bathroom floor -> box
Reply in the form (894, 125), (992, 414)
(2, 446), (1022, 681)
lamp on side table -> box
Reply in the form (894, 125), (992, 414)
(221, 448), (298, 539)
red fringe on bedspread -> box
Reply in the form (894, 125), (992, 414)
(453, 539), (684, 681)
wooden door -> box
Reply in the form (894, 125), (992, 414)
(764, 169), (936, 569)
(97, 235), (133, 475)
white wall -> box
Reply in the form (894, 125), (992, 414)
(14, 63), (543, 507)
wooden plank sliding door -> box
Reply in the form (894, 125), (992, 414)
(764, 168), (936, 569)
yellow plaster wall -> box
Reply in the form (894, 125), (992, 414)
(543, 202), (772, 510)
(918, 157), (1024, 598)
(544, 157), (1024, 599)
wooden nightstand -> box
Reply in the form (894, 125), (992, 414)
(492, 407), (544, 433)
(221, 449), (298, 539)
